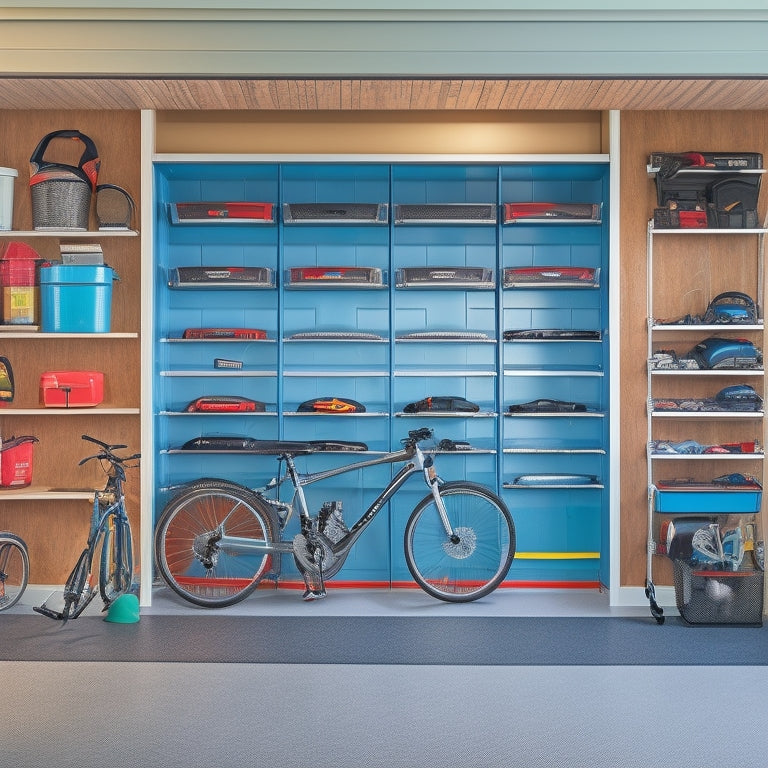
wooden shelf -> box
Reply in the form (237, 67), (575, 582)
(0, 486), (94, 501)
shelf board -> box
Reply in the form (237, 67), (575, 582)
(395, 411), (497, 418)
(649, 453), (764, 460)
(1, 407), (139, 415)
(283, 370), (389, 377)
(504, 337), (602, 343)
(0, 486), (94, 500)
(504, 411), (604, 418)
(394, 370), (497, 377)
(160, 370), (276, 377)
(649, 226), (768, 235)
(503, 446), (606, 454)
(162, 337), (275, 344)
(650, 323), (764, 333)
(395, 336), (495, 344)
(650, 410), (763, 419)
(284, 337), (387, 343)
(503, 368), (603, 377)
(0, 330), (138, 339)
(2, 229), (138, 238)
(159, 410), (275, 417)
(650, 368), (764, 377)
(503, 483), (604, 490)
(284, 411), (388, 417)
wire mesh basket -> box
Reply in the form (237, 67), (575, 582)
(673, 560), (764, 626)
(29, 130), (99, 231)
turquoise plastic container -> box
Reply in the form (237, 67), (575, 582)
(40, 264), (115, 333)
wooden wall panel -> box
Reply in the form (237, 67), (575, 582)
(0, 111), (142, 585)
(155, 109), (605, 155)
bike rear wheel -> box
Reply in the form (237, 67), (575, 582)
(154, 479), (280, 608)
(404, 481), (515, 602)
(99, 516), (134, 605)
(0, 533), (29, 611)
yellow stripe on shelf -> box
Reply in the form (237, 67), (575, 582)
(515, 552), (600, 560)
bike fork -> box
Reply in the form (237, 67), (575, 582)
(424, 457), (456, 540)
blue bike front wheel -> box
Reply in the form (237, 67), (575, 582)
(404, 482), (515, 602)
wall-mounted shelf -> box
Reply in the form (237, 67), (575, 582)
(153, 157), (611, 589)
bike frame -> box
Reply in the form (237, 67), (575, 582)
(89, 481), (130, 576)
(218, 440), (453, 560)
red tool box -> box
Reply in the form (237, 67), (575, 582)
(39, 371), (104, 408)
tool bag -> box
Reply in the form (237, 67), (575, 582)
(29, 130), (100, 231)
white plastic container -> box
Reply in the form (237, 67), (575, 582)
(0, 167), (18, 231)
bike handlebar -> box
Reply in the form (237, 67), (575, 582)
(79, 435), (141, 468)
(402, 427), (433, 447)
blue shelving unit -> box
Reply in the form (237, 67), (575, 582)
(153, 158), (611, 588)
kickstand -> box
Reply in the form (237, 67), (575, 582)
(301, 543), (327, 602)
(645, 579), (665, 625)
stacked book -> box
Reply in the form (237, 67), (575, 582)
(59, 242), (104, 265)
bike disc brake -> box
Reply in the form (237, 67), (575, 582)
(442, 526), (477, 559)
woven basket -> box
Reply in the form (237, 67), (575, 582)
(29, 130), (99, 231)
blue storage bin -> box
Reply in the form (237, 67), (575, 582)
(40, 264), (115, 333)
(655, 487), (762, 514)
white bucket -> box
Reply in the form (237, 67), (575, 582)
(0, 167), (18, 231)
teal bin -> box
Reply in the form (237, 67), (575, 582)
(40, 264), (116, 333)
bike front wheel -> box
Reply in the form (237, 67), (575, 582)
(404, 481), (515, 603)
(0, 533), (29, 611)
(99, 516), (134, 605)
(154, 480), (280, 608)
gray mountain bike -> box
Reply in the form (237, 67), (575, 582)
(155, 427), (515, 605)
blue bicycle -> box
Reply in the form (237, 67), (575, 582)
(34, 435), (140, 621)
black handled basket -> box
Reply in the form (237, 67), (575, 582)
(29, 130), (100, 231)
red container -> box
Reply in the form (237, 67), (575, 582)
(39, 371), (104, 408)
(0, 241), (41, 325)
(0, 435), (38, 487)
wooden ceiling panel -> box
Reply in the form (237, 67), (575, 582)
(0, 77), (766, 111)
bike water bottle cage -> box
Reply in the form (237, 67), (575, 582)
(297, 397), (366, 413)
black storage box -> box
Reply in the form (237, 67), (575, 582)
(651, 151), (763, 229)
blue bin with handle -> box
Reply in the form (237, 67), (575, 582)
(39, 264), (116, 333)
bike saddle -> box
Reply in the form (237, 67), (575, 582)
(307, 440), (369, 452)
(181, 436), (316, 454)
